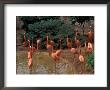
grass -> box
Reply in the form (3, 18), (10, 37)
(16, 48), (94, 74)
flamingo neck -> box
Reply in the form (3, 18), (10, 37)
(85, 41), (86, 48)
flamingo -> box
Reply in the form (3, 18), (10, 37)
(49, 35), (54, 51)
(87, 29), (93, 43)
(37, 38), (41, 51)
(51, 38), (62, 74)
(85, 41), (93, 54)
(74, 36), (81, 49)
(46, 33), (52, 56)
(66, 35), (72, 49)
(78, 49), (85, 73)
(27, 40), (33, 74)
(79, 49), (84, 62)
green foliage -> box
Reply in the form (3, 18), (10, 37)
(86, 53), (94, 69)
(18, 16), (94, 49)
(28, 19), (63, 33)
(27, 18), (72, 49)
(19, 16), (60, 30)
(19, 16), (94, 30)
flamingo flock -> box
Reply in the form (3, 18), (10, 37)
(22, 27), (93, 74)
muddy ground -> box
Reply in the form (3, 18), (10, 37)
(16, 48), (94, 74)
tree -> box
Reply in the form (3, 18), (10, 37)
(70, 16), (94, 24)
(18, 16), (94, 49)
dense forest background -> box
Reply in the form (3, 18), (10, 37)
(16, 16), (94, 49)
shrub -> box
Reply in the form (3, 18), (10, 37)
(27, 18), (72, 49)
(86, 52), (94, 69)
